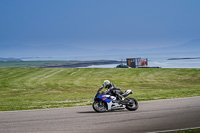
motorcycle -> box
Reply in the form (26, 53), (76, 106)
(92, 87), (138, 112)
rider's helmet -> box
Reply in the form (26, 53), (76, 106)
(102, 80), (111, 88)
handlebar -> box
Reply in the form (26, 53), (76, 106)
(97, 87), (110, 94)
(97, 87), (104, 92)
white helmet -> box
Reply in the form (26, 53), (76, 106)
(102, 80), (111, 88)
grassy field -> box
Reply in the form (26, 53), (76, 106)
(0, 68), (200, 111)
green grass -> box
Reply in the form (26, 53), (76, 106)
(162, 128), (200, 133)
(0, 68), (200, 111)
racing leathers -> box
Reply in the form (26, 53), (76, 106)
(105, 83), (124, 101)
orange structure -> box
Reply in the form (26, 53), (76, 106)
(141, 60), (146, 66)
(126, 58), (148, 68)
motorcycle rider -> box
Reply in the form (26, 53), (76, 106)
(102, 80), (125, 101)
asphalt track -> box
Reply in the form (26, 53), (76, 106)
(0, 97), (200, 133)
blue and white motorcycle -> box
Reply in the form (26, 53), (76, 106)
(93, 87), (138, 112)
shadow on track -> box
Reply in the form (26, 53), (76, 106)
(78, 111), (97, 114)
(78, 109), (129, 114)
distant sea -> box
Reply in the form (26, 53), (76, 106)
(21, 52), (200, 68)
(149, 57), (200, 68)
(84, 57), (200, 68)
(91, 52), (200, 68)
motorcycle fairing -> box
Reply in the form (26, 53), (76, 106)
(97, 95), (114, 103)
(97, 95), (122, 110)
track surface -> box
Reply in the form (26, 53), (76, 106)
(0, 97), (200, 133)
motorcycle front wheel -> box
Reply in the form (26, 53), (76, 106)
(125, 98), (138, 111)
(92, 100), (107, 113)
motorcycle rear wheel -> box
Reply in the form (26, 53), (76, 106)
(125, 98), (138, 111)
(92, 100), (107, 113)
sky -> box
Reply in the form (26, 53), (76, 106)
(0, 0), (200, 58)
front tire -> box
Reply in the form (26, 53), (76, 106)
(92, 100), (107, 113)
(125, 98), (138, 111)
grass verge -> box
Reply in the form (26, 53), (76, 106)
(0, 68), (200, 111)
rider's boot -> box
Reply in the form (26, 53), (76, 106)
(117, 93), (125, 102)
(112, 94), (124, 103)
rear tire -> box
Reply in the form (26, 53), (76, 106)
(92, 100), (107, 113)
(125, 98), (138, 111)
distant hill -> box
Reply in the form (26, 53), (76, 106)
(99, 39), (200, 56)
(0, 57), (22, 62)
(177, 39), (200, 51)
(0, 60), (121, 67)
(139, 39), (200, 53)
(1, 39), (199, 61)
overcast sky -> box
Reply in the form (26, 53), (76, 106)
(0, 0), (200, 57)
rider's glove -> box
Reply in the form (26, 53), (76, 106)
(103, 90), (108, 94)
